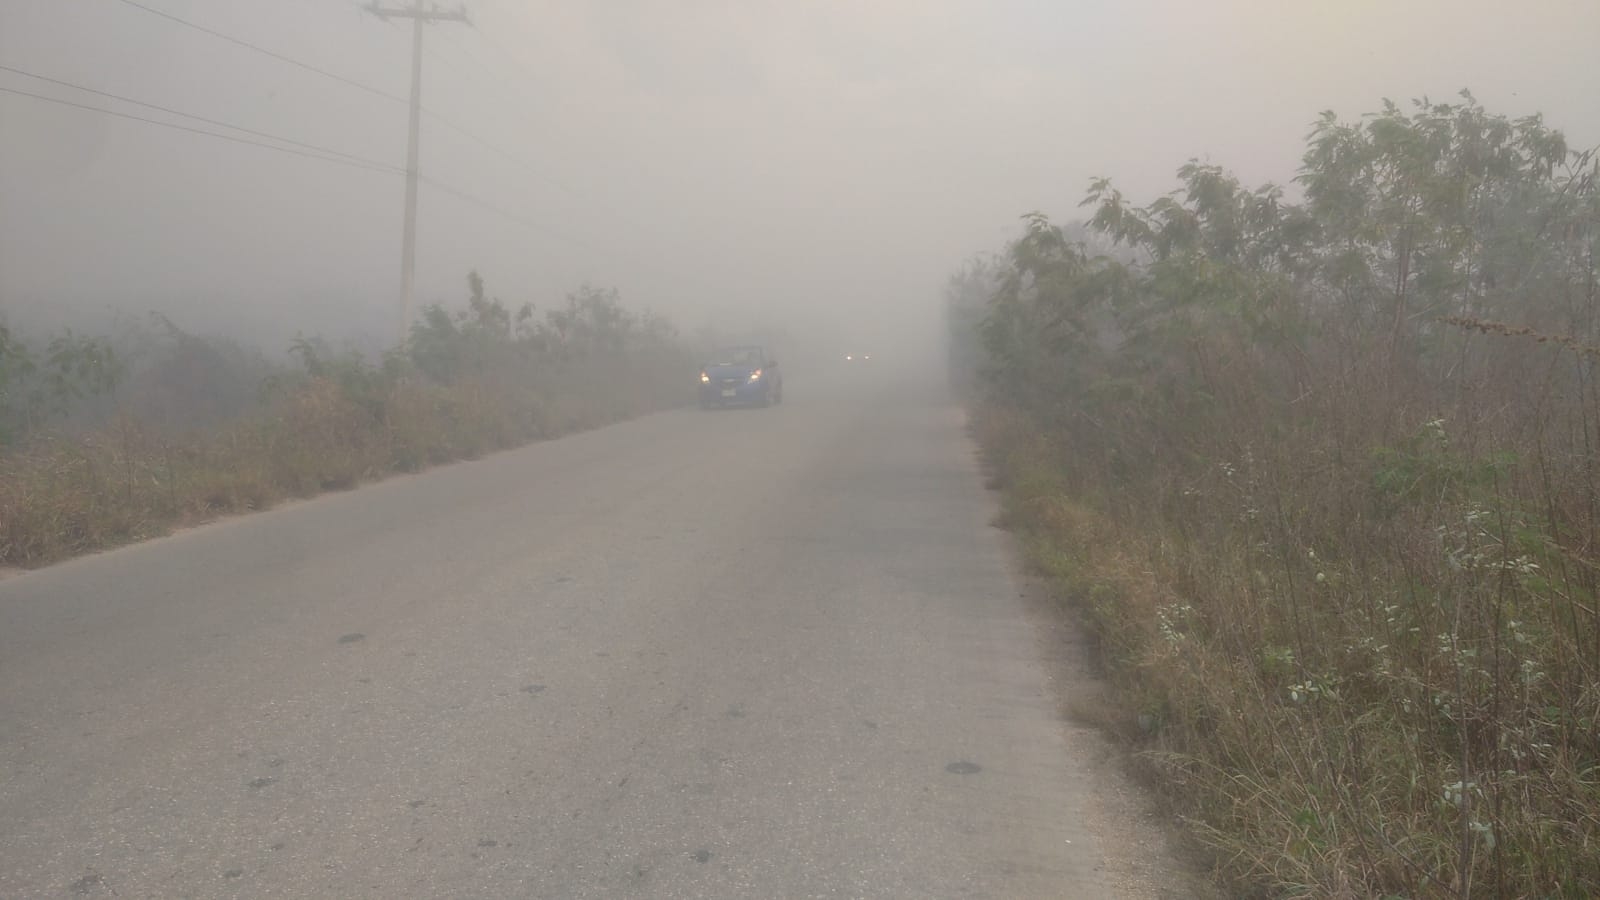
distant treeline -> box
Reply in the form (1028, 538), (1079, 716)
(953, 92), (1600, 897)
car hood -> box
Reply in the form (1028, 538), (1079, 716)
(704, 364), (759, 379)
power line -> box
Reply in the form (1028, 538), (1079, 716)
(0, 85), (403, 175)
(364, 1), (470, 339)
(419, 175), (705, 299)
(97, 1), (680, 307)
(7, 79), (678, 299)
(110, 0), (408, 104)
(0, 63), (396, 170)
(423, 34), (582, 200)
(465, 14), (549, 101)
(109, 0), (575, 201)
(426, 109), (582, 200)
(418, 175), (594, 249)
(425, 30), (536, 124)
(433, 26), (530, 99)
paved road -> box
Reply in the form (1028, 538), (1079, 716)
(1, 371), (1132, 898)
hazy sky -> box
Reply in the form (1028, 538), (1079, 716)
(3, 0), (1598, 352)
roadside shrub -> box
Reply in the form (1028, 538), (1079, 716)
(967, 94), (1600, 897)
(0, 273), (695, 568)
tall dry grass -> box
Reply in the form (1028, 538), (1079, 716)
(975, 327), (1600, 898)
(963, 98), (1600, 897)
(0, 355), (689, 568)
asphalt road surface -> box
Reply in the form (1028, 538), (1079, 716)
(1, 371), (1168, 898)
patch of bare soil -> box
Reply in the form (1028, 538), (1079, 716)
(1017, 562), (1225, 900)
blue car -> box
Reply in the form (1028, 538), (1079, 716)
(698, 345), (783, 408)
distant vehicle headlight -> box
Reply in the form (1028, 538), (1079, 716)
(699, 371), (710, 383)
(845, 354), (853, 361)
(749, 369), (763, 381)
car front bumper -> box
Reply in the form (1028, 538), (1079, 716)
(700, 379), (769, 405)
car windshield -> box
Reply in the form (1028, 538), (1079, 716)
(709, 347), (763, 366)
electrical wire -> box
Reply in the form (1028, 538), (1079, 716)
(0, 63), (396, 170)
(0, 85), (403, 175)
(110, 0), (572, 198)
(424, 33), (581, 199)
(110, 0), (409, 104)
(72, 1), (683, 282)
(418, 175), (593, 248)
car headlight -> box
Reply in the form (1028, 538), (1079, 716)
(749, 369), (763, 381)
(845, 354), (853, 361)
(699, 372), (710, 383)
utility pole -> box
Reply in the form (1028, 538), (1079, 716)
(365, 1), (469, 341)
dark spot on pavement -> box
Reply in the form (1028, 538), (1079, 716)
(402, 650), (417, 658)
(408, 799), (426, 808)
(477, 839), (498, 848)
(521, 684), (546, 694)
(338, 633), (365, 644)
(946, 761), (982, 775)
(267, 758), (283, 768)
(249, 776), (276, 789)
(595, 651), (610, 657)
(555, 575), (574, 583)
(69, 873), (103, 895)
(726, 705), (745, 718)
(270, 843), (285, 851)
(691, 849), (712, 864)
(356, 677), (372, 684)
(863, 719), (878, 730)
(223, 869), (243, 879)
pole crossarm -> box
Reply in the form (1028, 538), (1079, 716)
(365, 4), (470, 24)
(364, 1), (471, 342)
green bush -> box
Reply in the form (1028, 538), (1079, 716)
(965, 94), (1600, 897)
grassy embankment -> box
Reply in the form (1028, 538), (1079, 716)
(958, 96), (1600, 897)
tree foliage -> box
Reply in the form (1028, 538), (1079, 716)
(0, 319), (121, 445)
(967, 93), (1600, 897)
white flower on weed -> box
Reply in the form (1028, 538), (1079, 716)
(1287, 674), (1339, 704)
(1504, 555), (1539, 576)
(1157, 603), (1195, 644)
(1442, 780), (1478, 808)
